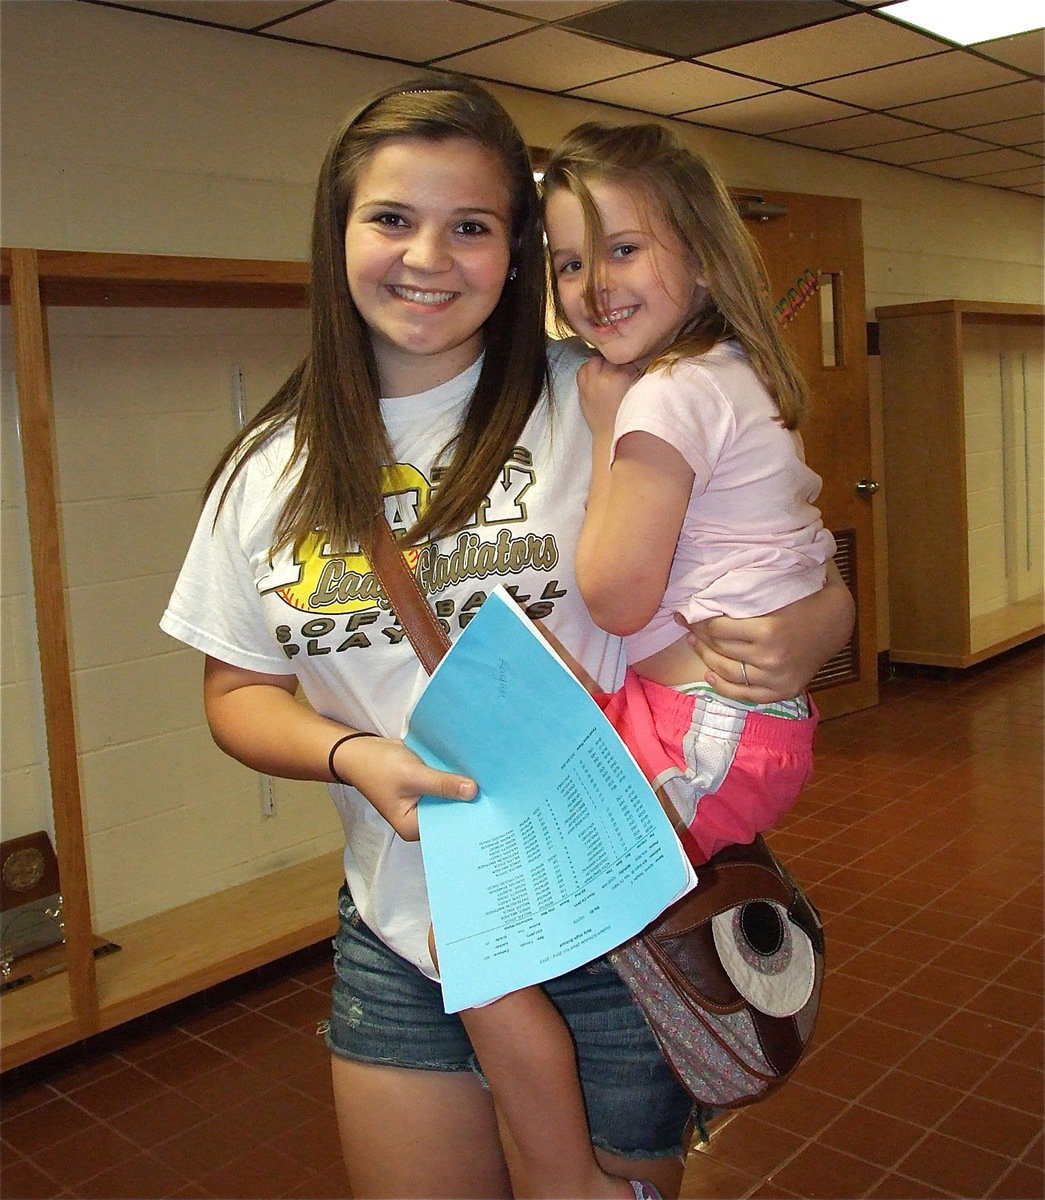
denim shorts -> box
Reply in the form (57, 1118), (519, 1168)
(326, 886), (695, 1159)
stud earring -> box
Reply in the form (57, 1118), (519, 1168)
(508, 266), (518, 281)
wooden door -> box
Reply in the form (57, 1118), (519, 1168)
(739, 189), (879, 717)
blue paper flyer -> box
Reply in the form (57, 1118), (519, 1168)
(409, 586), (696, 1012)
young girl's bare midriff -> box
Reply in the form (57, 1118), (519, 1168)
(632, 632), (712, 689)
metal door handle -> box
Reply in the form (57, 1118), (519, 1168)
(855, 479), (879, 496)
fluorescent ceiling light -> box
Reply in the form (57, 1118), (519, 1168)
(885, 0), (1043, 44)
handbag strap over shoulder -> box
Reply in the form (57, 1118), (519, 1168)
(369, 517), (450, 676)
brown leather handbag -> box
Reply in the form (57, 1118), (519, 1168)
(608, 834), (824, 1108)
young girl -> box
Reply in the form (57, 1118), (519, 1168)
(162, 78), (853, 1200)
(546, 121), (835, 864)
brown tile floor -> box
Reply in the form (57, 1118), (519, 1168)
(2, 641), (1042, 1199)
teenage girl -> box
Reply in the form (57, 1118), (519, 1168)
(162, 80), (854, 1200)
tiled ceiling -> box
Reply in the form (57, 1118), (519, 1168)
(83, 0), (1044, 196)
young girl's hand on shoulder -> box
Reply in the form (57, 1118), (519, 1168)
(578, 356), (639, 436)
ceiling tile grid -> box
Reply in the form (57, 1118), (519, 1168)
(680, 91), (863, 134)
(568, 60), (774, 114)
(76, 0), (1045, 196)
(435, 25), (670, 90)
(694, 12), (949, 84)
(271, 1), (536, 62)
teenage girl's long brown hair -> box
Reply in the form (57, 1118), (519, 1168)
(541, 122), (807, 428)
(206, 75), (549, 551)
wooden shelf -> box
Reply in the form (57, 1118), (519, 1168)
(961, 596), (1045, 668)
(1, 851), (342, 1070)
(0, 977), (79, 1067)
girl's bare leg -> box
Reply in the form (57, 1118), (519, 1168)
(492, 1101), (686, 1200)
(596, 1147), (685, 1200)
(331, 1054), (512, 1199)
(461, 985), (634, 1199)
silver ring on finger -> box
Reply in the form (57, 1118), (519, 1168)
(740, 661), (750, 686)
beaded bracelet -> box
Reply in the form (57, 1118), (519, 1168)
(328, 731), (378, 786)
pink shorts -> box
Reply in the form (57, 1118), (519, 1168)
(596, 669), (818, 866)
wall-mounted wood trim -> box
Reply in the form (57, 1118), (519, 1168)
(876, 299), (1044, 322)
(8, 248), (99, 1034)
(1, 248), (309, 308)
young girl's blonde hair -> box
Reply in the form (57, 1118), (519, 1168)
(541, 122), (807, 428)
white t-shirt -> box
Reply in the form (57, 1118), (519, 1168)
(612, 340), (835, 662)
(161, 338), (623, 976)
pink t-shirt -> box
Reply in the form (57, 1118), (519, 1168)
(611, 340), (835, 662)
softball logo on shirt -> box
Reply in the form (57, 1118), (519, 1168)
(269, 452), (560, 621)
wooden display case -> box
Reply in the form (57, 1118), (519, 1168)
(876, 299), (1044, 668)
(1, 248), (347, 1070)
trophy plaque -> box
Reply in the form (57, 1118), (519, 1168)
(0, 831), (121, 991)
(0, 831), (65, 964)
